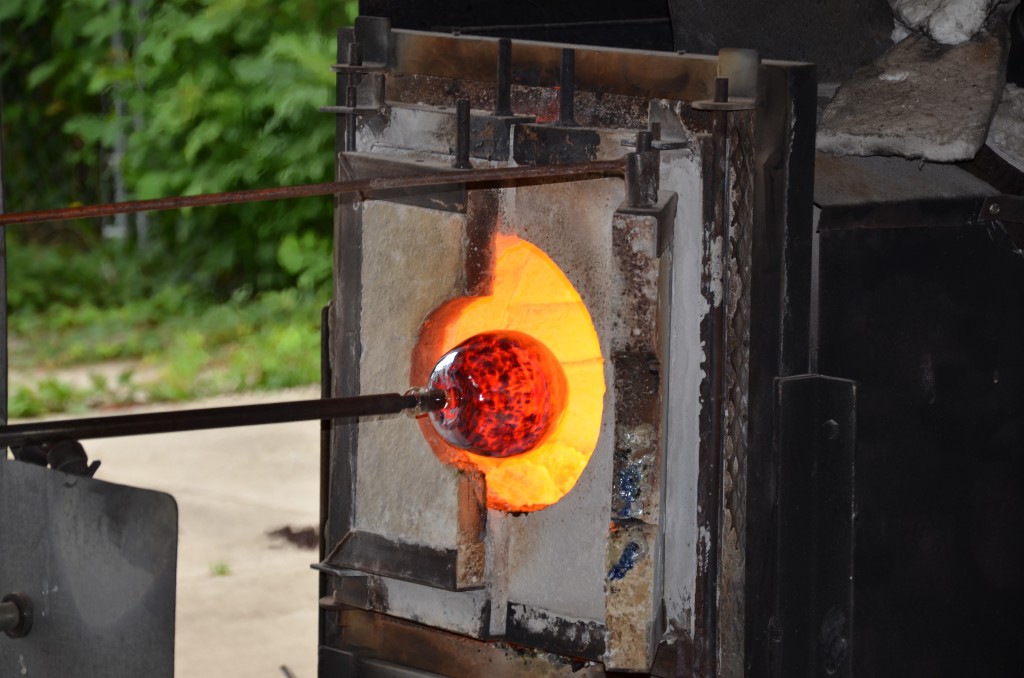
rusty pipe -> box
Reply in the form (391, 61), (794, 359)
(0, 159), (626, 227)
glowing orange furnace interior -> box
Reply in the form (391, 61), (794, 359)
(413, 234), (606, 513)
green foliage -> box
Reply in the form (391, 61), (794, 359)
(2, 0), (354, 303)
(208, 560), (231, 577)
(277, 232), (333, 292)
(3, 1), (353, 415)
(9, 286), (325, 416)
(10, 379), (80, 418)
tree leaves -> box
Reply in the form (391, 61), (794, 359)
(3, 0), (356, 300)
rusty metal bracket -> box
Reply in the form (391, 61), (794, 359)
(617, 191), (678, 255)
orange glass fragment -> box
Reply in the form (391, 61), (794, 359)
(413, 234), (605, 512)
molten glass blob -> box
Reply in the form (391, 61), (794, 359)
(427, 331), (567, 458)
(412, 234), (605, 512)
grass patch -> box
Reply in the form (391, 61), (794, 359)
(9, 287), (327, 418)
(209, 560), (232, 577)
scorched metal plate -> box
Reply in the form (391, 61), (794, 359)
(0, 459), (177, 677)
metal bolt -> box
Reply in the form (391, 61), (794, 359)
(1, 593), (33, 639)
(0, 602), (19, 632)
(989, 202), (1001, 215)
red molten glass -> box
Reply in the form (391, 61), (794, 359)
(426, 331), (568, 458)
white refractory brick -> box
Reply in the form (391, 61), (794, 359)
(817, 30), (1007, 162)
(889, 0), (1000, 44)
(988, 84), (1024, 173)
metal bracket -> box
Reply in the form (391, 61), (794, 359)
(976, 195), (1024, 224)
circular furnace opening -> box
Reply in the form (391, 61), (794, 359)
(412, 234), (605, 512)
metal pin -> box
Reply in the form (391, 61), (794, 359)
(348, 42), (363, 67)
(495, 38), (513, 116)
(345, 85), (358, 152)
(558, 48), (576, 127)
(714, 77), (730, 103)
(453, 98), (472, 169)
(636, 130), (653, 153)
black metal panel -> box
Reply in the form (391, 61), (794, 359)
(817, 223), (1024, 676)
(667, 0), (893, 83)
(774, 375), (856, 678)
(693, 117), (726, 678)
(359, 0), (674, 51)
(321, 647), (447, 678)
(818, 199), (986, 233)
(744, 61), (818, 678)
(320, 646), (358, 677)
(503, 603), (606, 662)
(0, 460), (177, 677)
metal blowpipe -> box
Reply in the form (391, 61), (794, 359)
(0, 390), (446, 449)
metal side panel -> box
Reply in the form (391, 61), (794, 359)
(774, 375), (856, 678)
(0, 459), (178, 677)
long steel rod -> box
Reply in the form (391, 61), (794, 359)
(0, 159), (625, 227)
(0, 391), (444, 448)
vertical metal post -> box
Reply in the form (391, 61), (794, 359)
(558, 48), (576, 127)
(453, 99), (472, 169)
(335, 29), (347, 157)
(714, 77), (730, 103)
(0, 72), (8, 430)
(344, 42), (362, 153)
(318, 303), (331, 649)
(692, 111), (730, 678)
(494, 38), (513, 117)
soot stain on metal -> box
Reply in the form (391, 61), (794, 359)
(367, 576), (390, 612)
(504, 603), (607, 661)
(512, 125), (601, 165)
